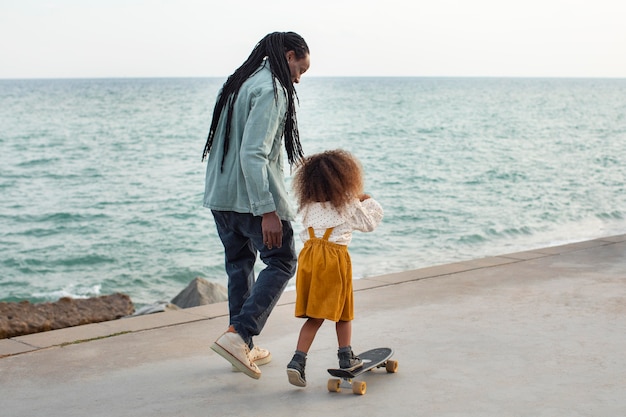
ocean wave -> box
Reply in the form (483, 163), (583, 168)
(596, 211), (624, 220)
(50, 254), (116, 268)
(3, 212), (109, 224)
(32, 284), (102, 301)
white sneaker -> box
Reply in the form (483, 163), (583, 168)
(211, 332), (261, 379)
(249, 345), (272, 366)
(232, 345), (272, 372)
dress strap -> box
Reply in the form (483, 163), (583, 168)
(307, 227), (335, 240)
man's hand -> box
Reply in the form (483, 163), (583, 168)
(262, 211), (283, 249)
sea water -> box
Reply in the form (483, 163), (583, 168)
(1, 77), (625, 307)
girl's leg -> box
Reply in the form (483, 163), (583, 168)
(336, 320), (352, 348)
(297, 318), (324, 352)
(287, 318), (324, 387)
(336, 320), (362, 370)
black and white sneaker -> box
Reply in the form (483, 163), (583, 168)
(286, 351), (307, 387)
(338, 346), (363, 371)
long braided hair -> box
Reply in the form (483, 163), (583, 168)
(202, 32), (309, 168)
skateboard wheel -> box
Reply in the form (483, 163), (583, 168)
(327, 378), (341, 392)
(352, 381), (367, 395)
(385, 360), (398, 373)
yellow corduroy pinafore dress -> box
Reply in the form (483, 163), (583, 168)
(295, 227), (353, 322)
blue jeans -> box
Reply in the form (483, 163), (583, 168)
(212, 210), (297, 348)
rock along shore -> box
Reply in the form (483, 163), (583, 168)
(0, 293), (134, 339)
(0, 277), (228, 339)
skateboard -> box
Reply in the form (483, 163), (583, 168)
(327, 347), (398, 395)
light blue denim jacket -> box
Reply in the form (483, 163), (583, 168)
(203, 60), (296, 221)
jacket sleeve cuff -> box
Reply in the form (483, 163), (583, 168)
(251, 198), (277, 216)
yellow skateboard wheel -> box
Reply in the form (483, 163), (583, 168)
(352, 381), (367, 395)
(327, 378), (341, 392)
(386, 359), (398, 373)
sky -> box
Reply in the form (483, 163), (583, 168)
(1, 0), (625, 79)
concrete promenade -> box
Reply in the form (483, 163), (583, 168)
(1, 235), (625, 417)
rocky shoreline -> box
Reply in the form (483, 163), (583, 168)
(0, 277), (227, 339)
(0, 293), (134, 339)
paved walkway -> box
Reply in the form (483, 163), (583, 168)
(1, 235), (625, 417)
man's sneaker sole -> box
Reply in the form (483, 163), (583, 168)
(211, 342), (261, 379)
(286, 368), (306, 387)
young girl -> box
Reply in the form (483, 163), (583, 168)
(286, 149), (383, 387)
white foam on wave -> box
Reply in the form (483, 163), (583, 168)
(33, 284), (102, 300)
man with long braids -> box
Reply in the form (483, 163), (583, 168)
(202, 32), (310, 379)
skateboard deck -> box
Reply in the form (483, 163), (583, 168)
(327, 347), (398, 395)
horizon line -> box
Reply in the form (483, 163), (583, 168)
(2, 75), (626, 81)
